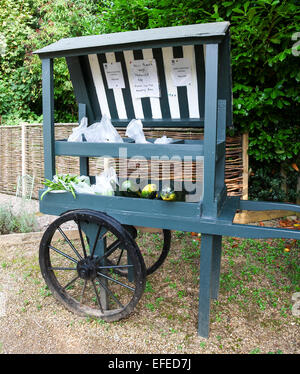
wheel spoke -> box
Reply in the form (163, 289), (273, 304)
(80, 280), (88, 303)
(97, 264), (134, 270)
(96, 277), (124, 309)
(91, 279), (104, 313)
(58, 226), (83, 260)
(49, 245), (78, 264)
(77, 220), (87, 258)
(63, 275), (79, 290)
(97, 271), (135, 292)
(49, 266), (77, 271)
(96, 239), (121, 265)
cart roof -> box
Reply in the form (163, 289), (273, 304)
(34, 22), (230, 58)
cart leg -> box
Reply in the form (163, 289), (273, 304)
(211, 235), (222, 300)
(198, 234), (222, 338)
(95, 236), (109, 310)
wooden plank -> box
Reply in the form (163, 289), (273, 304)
(217, 32), (233, 127)
(234, 210), (296, 224)
(183, 45), (200, 118)
(135, 226), (163, 233)
(152, 47), (171, 119)
(55, 139), (205, 160)
(88, 54), (110, 118)
(34, 22), (230, 56)
(242, 133), (249, 200)
(202, 43), (219, 217)
(78, 103), (89, 176)
(66, 56), (97, 124)
(173, 46), (190, 119)
(42, 58), (55, 180)
(105, 52), (128, 119)
(198, 234), (214, 338)
(142, 48), (162, 119)
(111, 118), (204, 127)
(194, 45), (205, 119)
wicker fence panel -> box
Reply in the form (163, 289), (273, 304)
(0, 126), (22, 195)
(0, 123), (246, 200)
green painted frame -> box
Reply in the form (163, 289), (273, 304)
(36, 22), (300, 338)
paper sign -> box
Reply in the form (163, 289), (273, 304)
(171, 58), (192, 87)
(130, 59), (160, 98)
(103, 61), (125, 89)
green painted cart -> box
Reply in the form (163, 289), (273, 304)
(34, 22), (300, 338)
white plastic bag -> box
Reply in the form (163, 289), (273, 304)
(70, 181), (94, 194)
(70, 175), (94, 194)
(77, 175), (91, 186)
(83, 121), (104, 143)
(125, 119), (149, 144)
(99, 114), (123, 143)
(93, 167), (118, 196)
(68, 117), (88, 142)
(154, 135), (173, 144)
(84, 114), (123, 143)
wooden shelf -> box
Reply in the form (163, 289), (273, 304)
(55, 138), (205, 160)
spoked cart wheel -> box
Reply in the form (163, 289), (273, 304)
(121, 226), (171, 275)
(39, 210), (146, 322)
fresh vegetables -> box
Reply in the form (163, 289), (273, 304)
(121, 180), (140, 197)
(159, 186), (177, 201)
(41, 170), (118, 200)
(141, 184), (158, 199)
(41, 174), (81, 200)
(41, 174), (186, 202)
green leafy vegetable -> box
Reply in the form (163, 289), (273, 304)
(40, 174), (80, 200)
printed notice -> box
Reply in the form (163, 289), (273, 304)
(130, 59), (160, 98)
(103, 61), (125, 89)
(171, 58), (192, 87)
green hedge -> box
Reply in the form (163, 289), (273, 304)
(0, 0), (99, 124)
(0, 0), (299, 201)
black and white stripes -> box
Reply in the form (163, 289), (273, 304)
(67, 45), (206, 126)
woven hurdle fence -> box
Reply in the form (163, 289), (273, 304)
(0, 123), (248, 200)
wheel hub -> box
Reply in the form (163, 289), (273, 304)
(77, 256), (97, 280)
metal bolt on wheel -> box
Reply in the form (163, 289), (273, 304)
(39, 210), (146, 322)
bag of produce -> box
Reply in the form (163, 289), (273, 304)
(125, 119), (149, 144)
(84, 114), (123, 143)
(154, 135), (173, 144)
(67, 117), (88, 142)
(93, 167), (118, 196)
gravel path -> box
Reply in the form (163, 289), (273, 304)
(0, 193), (299, 355)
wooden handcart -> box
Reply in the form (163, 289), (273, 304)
(35, 22), (300, 338)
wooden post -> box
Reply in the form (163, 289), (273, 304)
(242, 133), (249, 200)
(78, 103), (89, 176)
(198, 234), (222, 338)
(42, 58), (55, 180)
(202, 43), (219, 217)
(21, 122), (26, 198)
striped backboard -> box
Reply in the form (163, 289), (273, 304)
(66, 45), (206, 128)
